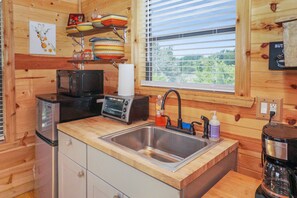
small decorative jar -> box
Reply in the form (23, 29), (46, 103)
(72, 50), (83, 60)
(83, 49), (93, 60)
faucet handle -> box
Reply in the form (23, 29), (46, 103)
(190, 121), (202, 135)
(162, 114), (171, 126)
(201, 115), (210, 139)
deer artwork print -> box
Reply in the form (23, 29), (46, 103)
(30, 21), (56, 55)
(34, 23), (56, 53)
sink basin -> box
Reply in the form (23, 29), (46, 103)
(100, 124), (218, 171)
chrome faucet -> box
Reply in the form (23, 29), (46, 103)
(161, 89), (183, 129)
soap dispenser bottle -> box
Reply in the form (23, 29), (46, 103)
(209, 111), (220, 141)
(155, 95), (166, 126)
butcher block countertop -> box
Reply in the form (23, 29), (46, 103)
(57, 116), (238, 190)
(203, 171), (261, 198)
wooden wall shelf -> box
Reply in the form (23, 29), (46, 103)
(68, 59), (128, 69)
(67, 59), (127, 64)
(67, 26), (127, 39)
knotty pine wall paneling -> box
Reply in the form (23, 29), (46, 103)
(0, 0), (78, 196)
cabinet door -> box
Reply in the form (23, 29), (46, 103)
(58, 152), (86, 198)
(87, 171), (124, 198)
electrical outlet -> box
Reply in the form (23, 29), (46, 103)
(270, 103), (277, 113)
(256, 97), (283, 121)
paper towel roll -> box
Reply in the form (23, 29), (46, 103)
(118, 64), (134, 96)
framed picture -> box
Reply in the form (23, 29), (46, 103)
(29, 21), (56, 55)
(68, 13), (85, 26)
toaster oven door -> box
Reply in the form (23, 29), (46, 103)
(102, 96), (125, 118)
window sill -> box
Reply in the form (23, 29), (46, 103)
(135, 86), (255, 108)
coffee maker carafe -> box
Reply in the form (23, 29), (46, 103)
(256, 123), (297, 198)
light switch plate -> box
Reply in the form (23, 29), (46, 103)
(256, 97), (283, 121)
(260, 102), (268, 114)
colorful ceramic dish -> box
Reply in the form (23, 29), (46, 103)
(93, 46), (124, 51)
(93, 40), (124, 46)
(92, 21), (104, 28)
(93, 50), (124, 58)
(66, 28), (79, 34)
(101, 14), (128, 26)
(77, 22), (93, 26)
(94, 54), (125, 59)
(96, 55), (124, 59)
(76, 25), (93, 31)
(66, 25), (79, 33)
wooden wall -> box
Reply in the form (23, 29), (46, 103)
(2, 0), (297, 196)
(0, 0), (78, 196)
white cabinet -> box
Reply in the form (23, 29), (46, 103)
(58, 131), (87, 167)
(58, 131), (87, 198)
(87, 146), (180, 198)
(58, 152), (86, 198)
(87, 171), (127, 198)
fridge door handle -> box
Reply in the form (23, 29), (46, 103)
(33, 164), (36, 180)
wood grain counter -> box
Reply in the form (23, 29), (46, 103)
(57, 116), (238, 190)
(203, 171), (261, 198)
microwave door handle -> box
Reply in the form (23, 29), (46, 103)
(57, 74), (60, 88)
(69, 75), (73, 93)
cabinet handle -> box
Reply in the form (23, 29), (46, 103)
(77, 170), (84, 178)
(65, 139), (72, 146)
(113, 195), (120, 198)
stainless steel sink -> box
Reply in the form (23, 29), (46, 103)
(100, 124), (218, 172)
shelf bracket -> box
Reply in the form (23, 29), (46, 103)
(112, 61), (119, 69)
(71, 37), (84, 49)
(112, 26), (127, 43)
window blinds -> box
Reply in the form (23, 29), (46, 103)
(142, 0), (236, 92)
(0, 1), (4, 140)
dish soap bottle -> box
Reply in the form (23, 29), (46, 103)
(155, 95), (166, 126)
(209, 111), (220, 141)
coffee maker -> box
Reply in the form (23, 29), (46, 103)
(255, 123), (297, 198)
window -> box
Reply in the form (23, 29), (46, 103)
(0, 0), (3, 140)
(142, 0), (237, 93)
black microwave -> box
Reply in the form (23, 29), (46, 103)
(57, 70), (104, 97)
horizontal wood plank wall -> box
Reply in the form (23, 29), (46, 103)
(129, 0), (296, 180)
(0, 0), (78, 197)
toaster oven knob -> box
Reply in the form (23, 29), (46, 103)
(122, 114), (126, 119)
(123, 108), (126, 112)
(124, 101), (129, 106)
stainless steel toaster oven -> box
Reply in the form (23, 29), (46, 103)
(101, 94), (149, 124)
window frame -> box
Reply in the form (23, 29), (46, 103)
(1, 0), (16, 143)
(132, 0), (252, 107)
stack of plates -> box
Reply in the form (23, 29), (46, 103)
(101, 14), (128, 27)
(92, 18), (104, 28)
(76, 22), (93, 32)
(66, 25), (78, 34)
(91, 38), (124, 59)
